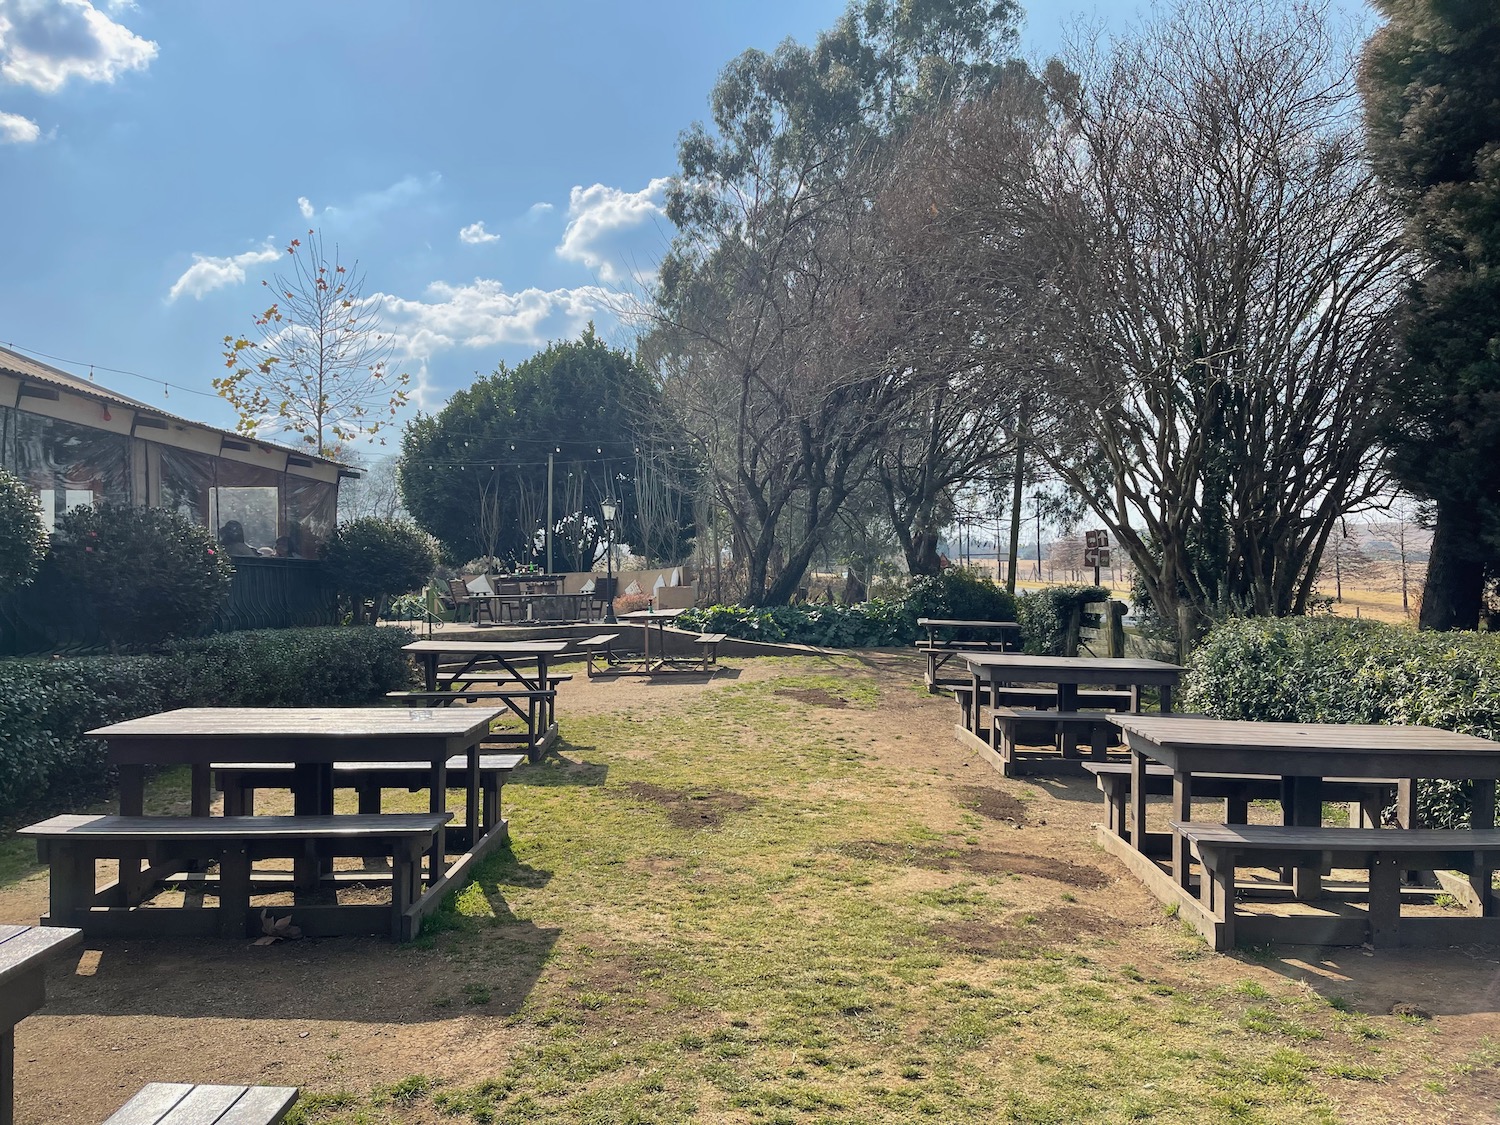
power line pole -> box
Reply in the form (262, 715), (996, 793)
(546, 449), (555, 573)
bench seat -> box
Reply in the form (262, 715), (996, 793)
(19, 813), (450, 941)
(693, 632), (726, 669)
(437, 671), (573, 686)
(1087, 762), (1396, 836)
(214, 754), (524, 836)
(1174, 822), (1500, 949)
(576, 633), (621, 676)
(104, 1083), (298, 1125)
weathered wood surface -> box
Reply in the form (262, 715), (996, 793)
(1174, 822), (1500, 854)
(20, 813), (450, 842)
(401, 640), (569, 657)
(102, 1082), (297, 1125)
(1, 924), (81, 1125)
(0, 925), (81, 991)
(962, 654), (1184, 683)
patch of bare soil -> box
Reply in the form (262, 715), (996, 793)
(931, 905), (1123, 957)
(835, 839), (1111, 889)
(775, 687), (848, 708)
(954, 785), (1029, 825)
(619, 782), (757, 829)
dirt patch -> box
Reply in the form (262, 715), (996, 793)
(836, 840), (1111, 889)
(775, 687), (848, 708)
(932, 905), (1122, 957)
(619, 782), (757, 829)
(954, 785), (1029, 825)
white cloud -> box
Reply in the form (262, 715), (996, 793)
(297, 196), (314, 219)
(556, 177), (669, 283)
(0, 107), (37, 141)
(526, 201), (554, 220)
(372, 277), (617, 357)
(167, 241), (279, 303)
(0, 0), (157, 94)
(458, 220), (499, 245)
(318, 172), (440, 233)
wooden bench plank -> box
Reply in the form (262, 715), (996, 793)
(20, 814), (449, 841)
(103, 1083), (298, 1125)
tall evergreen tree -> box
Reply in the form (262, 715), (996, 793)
(1361, 0), (1500, 629)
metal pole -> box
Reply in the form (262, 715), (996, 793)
(1034, 494), (1042, 580)
(605, 512), (617, 625)
(546, 450), (555, 574)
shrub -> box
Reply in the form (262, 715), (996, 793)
(1015, 584), (1112, 655)
(41, 502), (232, 648)
(906, 569), (1017, 627)
(324, 518), (437, 622)
(678, 599), (917, 647)
(0, 625), (415, 822)
(0, 468), (46, 596)
(1183, 617), (1500, 827)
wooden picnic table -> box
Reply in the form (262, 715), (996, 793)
(402, 639), (567, 744)
(914, 617), (1021, 691)
(1, 924), (81, 1125)
(86, 707), (502, 908)
(608, 608), (702, 675)
(960, 653), (1183, 734)
(1108, 715), (1500, 944)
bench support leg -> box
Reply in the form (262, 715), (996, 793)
(48, 849), (93, 925)
(1470, 781), (1497, 915)
(2, 1026), (13, 1125)
(1129, 751), (1149, 849)
(357, 782), (383, 815)
(219, 843), (252, 938)
(1368, 855), (1402, 948)
(1171, 772), (1194, 890)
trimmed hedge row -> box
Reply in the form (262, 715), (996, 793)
(0, 626), (416, 822)
(678, 570), (1022, 648)
(1182, 617), (1500, 827)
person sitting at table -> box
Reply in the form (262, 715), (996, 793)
(218, 520), (258, 557)
(274, 535), (300, 558)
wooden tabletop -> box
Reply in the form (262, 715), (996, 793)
(917, 618), (1021, 629)
(1114, 716), (1500, 754)
(618, 608), (686, 621)
(402, 640), (569, 656)
(86, 707), (504, 766)
(0, 924), (82, 991)
(1112, 715), (1500, 780)
(961, 654), (1183, 680)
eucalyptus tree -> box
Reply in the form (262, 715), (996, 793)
(650, 0), (1026, 604)
(1361, 0), (1500, 629)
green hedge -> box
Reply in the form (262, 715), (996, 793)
(1015, 584), (1111, 655)
(0, 626), (416, 822)
(678, 600), (917, 647)
(1182, 617), (1500, 827)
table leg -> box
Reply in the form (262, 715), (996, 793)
(292, 764), (331, 892)
(2, 1025), (13, 1125)
(539, 655), (553, 728)
(1287, 776), (1324, 901)
(970, 672), (982, 735)
(428, 757), (448, 883)
(190, 764), (212, 817)
(1159, 684), (1174, 714)
(423, 655), (438, 693)
(1058, 683), (1078, 713)
(1469, 780), (1497, 915)
(1172, 770), (1194, 889)
(118, 765), (145, 816)
(1130, 749), (1149, 851)
(465, 741), (481, 847)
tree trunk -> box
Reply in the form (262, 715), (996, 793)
(907, 530), (943, 576)
(1419, 500), (1485, 630)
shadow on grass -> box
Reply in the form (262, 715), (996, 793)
(520, 748), (608, 788)
(1246, 944), (1500, 1017)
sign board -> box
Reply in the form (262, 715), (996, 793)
(1085, 529), (1110, 550)
(1084, 546), (1112, 568)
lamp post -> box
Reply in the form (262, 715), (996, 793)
(600, 500), (618, 625)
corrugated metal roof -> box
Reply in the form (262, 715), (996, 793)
(0, 344), (352, 470)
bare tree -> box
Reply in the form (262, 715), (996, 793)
(931, 0), (1408, 628)
(219, 230), (410, 457)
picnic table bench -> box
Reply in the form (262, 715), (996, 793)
(20, 813), (450, 941)
(103, 1083), (298, 1125)
(402, 640), (567, 756)
(216, 753), (525, 840)
(384, 688), (557, 760)
(578, 633), (620, 676)
(1175, 822), (1500, 950)
(1, 923), (81, 1125)
(1086, 762), (1394, 839)
(915, 617), (1021, 692)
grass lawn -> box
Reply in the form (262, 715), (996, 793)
(2, 654), (1496, 1124)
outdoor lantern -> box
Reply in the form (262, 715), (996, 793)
(601, 501), (618, 624)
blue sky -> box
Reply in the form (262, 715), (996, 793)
(0, 0), (1371, 454)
